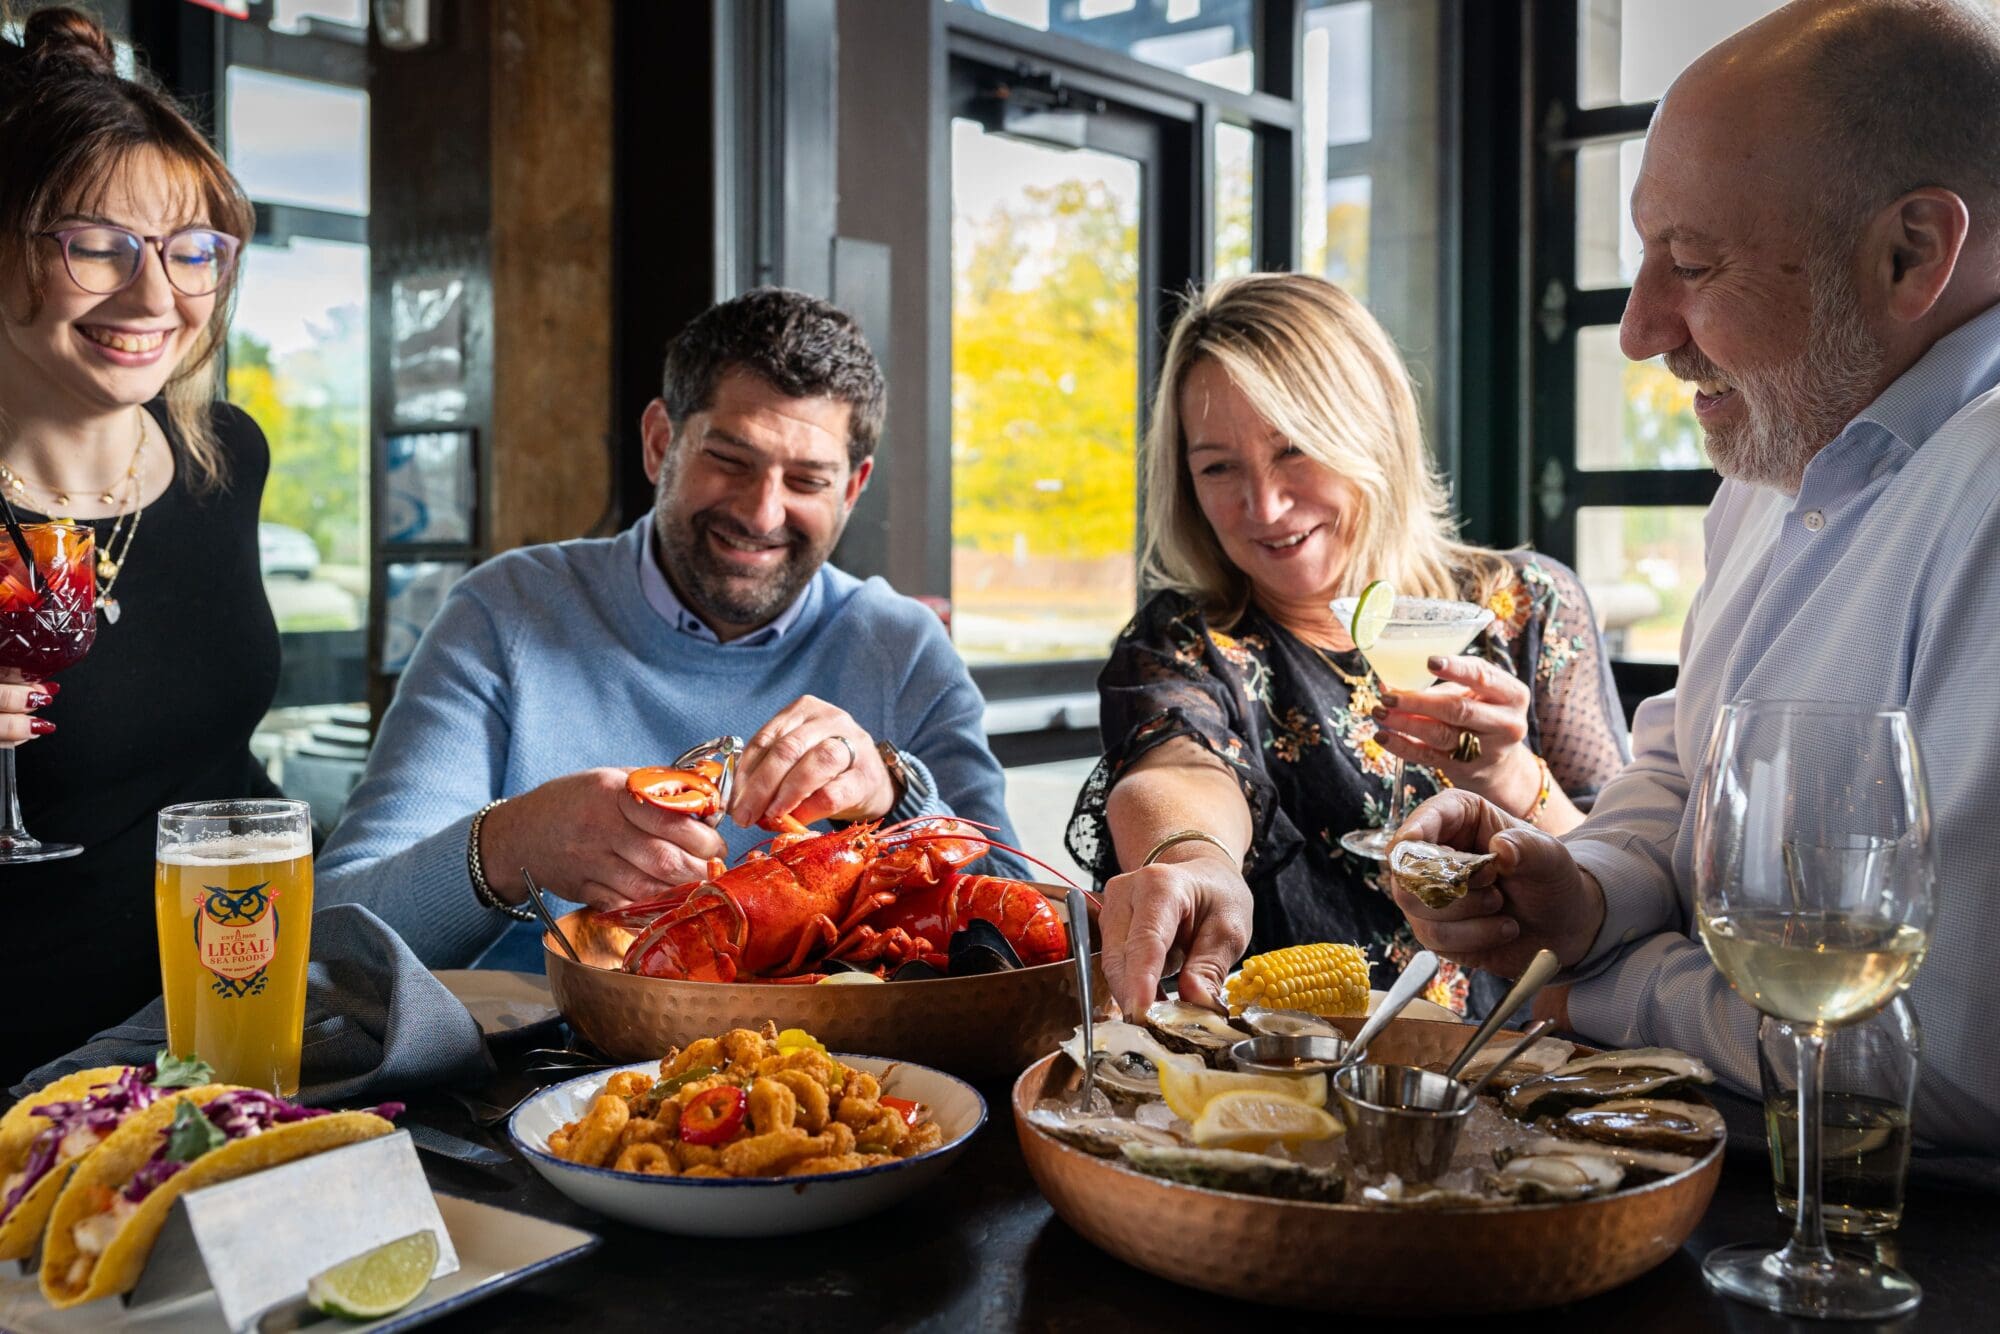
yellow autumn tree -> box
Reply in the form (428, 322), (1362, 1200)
(951, 178), (1139, 563)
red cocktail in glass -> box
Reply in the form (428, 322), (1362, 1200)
(0, 522), (96, 862)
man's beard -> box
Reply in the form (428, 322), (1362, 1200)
(655, 502), (833, 632)
(1667, 236), (1886, 494)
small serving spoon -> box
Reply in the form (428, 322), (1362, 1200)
(1337, 949), (1439, 1072)
(1443, 948), (1560, 1081)
(1461, 1018), (1558, 1101)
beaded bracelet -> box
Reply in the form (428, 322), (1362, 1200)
(1522, 755), (1554, 827)
(468, 798), (535, 921)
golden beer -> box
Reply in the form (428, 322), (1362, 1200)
(154, 801), (314, 1094)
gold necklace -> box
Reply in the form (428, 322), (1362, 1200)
(0, 414), (146, 624)
(1301, 635), (1383, 713)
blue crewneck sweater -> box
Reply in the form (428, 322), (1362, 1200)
(318, 518), (1024, 967)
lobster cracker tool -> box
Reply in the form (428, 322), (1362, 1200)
(670, 735), (745, 826)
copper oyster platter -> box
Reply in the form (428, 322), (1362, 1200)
(1013, 1015), (1725, 1314)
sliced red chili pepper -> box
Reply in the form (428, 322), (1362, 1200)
(679, 1085), (747, 1146)
(880, 1096), (925, 1130)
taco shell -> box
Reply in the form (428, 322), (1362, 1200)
(0, 1067), (134, 1262)
(39, 1089), (396, 1310)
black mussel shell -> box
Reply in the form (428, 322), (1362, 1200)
(945, 945), (1015, 977)
(821, 958), (874, 975)
(949, 918), (1025, 970)
(889, 958), (945, 982)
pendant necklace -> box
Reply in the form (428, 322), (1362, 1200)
(0, 412), (147, 624)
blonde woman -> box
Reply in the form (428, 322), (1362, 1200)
(1067, 273), (1628, 1020)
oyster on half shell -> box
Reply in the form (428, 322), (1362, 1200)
(1057, 1020), (1191, 1101)
(1027, 1106), (1186, 1157)
(1557, 1098), (1725, 1153)
(1387, 840), (1496, 910)
(1505, 1135), (1698, 1183)
(1503, 1047), (1716, 1118)
(1487, 1150), (1625, 1203)
(1239, 1006), (1348, 1041)
(1143, 1000), (1248, 1055)
(1119, 1143), (1345, 1203)
(1452, 1036), (1575, 1086)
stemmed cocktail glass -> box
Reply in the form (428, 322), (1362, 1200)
(1693, 700), (1933, 1319)
(1328, 594), (1494, 860)
(0, 522), (96, 863)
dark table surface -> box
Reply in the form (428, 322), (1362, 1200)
(411, 1047), (1999, 1334)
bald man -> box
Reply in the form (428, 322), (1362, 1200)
(1392, 0), (2000, 1151)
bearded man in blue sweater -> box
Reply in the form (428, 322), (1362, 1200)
(319, 288), (1026, 968)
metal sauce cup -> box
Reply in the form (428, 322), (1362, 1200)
(1334, 1063), (1475, 1184)
(1227, 1034), (1350, 1076)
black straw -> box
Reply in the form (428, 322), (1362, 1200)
(0, 490), (39, 593)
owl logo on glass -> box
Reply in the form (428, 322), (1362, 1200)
(191, 882), (281, 999)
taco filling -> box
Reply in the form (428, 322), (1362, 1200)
(1, 1056), (211, 1225)
(62, 1090), (403, 1286)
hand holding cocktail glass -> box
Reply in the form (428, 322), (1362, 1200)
(0, 519), (95, 863)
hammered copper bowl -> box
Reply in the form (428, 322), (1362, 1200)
(545, 909), (1105, 1080)
(1014, 1016), (1724, 1314)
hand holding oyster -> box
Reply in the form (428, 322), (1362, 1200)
(1387, 839), (1496, 910)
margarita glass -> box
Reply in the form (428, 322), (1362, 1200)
(1327, 594), (1494, 860)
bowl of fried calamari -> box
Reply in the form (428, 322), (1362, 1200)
(509, 1022), (985, 1236)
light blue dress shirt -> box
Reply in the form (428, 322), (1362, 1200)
(1564, 299), (2000, 1151)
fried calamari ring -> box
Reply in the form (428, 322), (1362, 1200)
(603, 1071), (654, 1101)
(719, 1127), (816, 1176)
(613, 1142), (676, 1175)
(721, 1027), (771, 1072)
(565, 1092), (630, 1167)
(770, 1069), (830, 1133)
(748, 1077), (798, 1134)
(661, 1038), (724, 1080)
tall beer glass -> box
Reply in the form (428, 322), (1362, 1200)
(155, 799), (314, 1094)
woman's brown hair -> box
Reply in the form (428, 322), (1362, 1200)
(0, 5), (255, 490)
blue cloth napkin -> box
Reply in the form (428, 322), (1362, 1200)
(10, 903), (492, 1107)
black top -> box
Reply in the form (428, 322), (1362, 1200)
(1067, 553), (1629, 1018)
(0, 401), (281, 1082)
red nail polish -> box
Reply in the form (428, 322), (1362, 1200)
(39, 681), (58, 698)
(25, 690), (50, 709)
(28, 718), (55, 735)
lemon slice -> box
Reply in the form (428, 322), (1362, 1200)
(305, 1230), (438, 1321)
(1348, 579), (1395, 651)
(1156, 1060), (1327, 1123)
(1192, 1089), (1344, 1149)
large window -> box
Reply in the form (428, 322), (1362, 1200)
(1532, 0), (1782, 663)
(943, 1), (1455, 693)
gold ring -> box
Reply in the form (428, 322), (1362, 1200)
(1452, 730), (1482, 763)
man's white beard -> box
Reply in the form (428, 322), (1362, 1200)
(1680, 246), (1886, 495)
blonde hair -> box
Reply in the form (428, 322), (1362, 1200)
(1140, 272), (1510, 627)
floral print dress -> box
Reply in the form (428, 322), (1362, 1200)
(1066, 553), (1630, 1019)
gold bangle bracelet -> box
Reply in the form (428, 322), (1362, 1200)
(1141, 829), (1236, 868)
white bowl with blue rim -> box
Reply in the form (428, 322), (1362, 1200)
(509, 1054), (985, 1237)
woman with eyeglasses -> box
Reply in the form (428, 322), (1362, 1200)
(0, 9), (284, 1080)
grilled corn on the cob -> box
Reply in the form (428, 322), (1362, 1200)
(1225, 942), (1370, 1017)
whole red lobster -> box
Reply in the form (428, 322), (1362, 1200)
(605, 763), (1074, 981)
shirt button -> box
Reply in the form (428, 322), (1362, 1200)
(1802, 510), (1825, 531)
(1622, 929), (1638, 943)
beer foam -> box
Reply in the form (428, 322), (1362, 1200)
(158, 831), (312, 865)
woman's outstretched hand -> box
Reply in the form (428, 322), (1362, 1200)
(1098, 839), (1253, 1017)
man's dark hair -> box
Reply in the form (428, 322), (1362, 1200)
(1803, 0), (2000, 235)
(660, 287), (887, 465)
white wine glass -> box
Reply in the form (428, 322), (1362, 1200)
(1692, 700), (1935, 1320)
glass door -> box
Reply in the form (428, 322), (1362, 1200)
(947, 56), (1194, 689)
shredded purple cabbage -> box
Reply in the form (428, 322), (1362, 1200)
(119, 1090), (375, 1205)
(2, 1066), (167, 1221)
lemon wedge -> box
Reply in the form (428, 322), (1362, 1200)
(1348, 579), (1395, 651)
(305, 1230), (438, 1321)
(1156, 1060), (1327, 1123)
(1191, 1089), (1344, 1149)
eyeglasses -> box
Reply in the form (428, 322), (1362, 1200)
(36, 224), (242, 298)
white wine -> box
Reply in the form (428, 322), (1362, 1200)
(1698, 909), (1927, 1027)
(1767, 1092), (1912, 1236)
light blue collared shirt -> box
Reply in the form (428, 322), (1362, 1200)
(1564, 300), (2000, 1152)
(638, 523), (811, 646)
